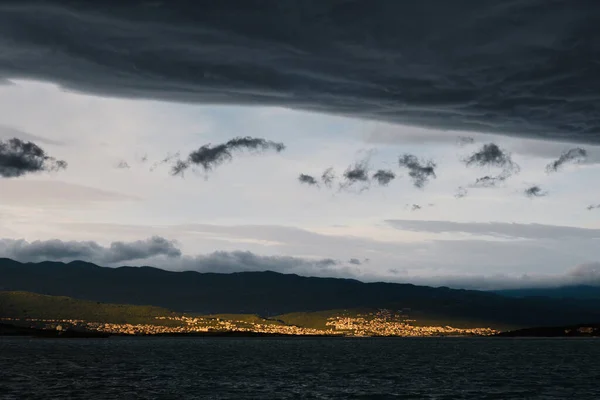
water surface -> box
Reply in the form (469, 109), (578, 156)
(1, 337), (599, 399)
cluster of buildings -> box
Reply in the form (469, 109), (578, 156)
(324, 310), (498, 337)
(2, 310), (497, 337)
(154, 315), (339, 336)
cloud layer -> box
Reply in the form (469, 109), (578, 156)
(1, 2), (599, 143)
(386, 220), (600, 240)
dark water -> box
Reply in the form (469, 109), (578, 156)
(1, 337), (599, 399)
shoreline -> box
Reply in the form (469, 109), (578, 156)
(2, 322), (598, 339)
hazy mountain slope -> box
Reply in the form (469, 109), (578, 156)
(493, 286), (600, 300)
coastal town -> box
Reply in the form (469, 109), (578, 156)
(1, 309), (498, 337)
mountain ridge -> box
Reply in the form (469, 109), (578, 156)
(2, 258), (600, 329)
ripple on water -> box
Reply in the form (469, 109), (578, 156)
(1, 337), (599, 399)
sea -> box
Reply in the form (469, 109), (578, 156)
(1, 337), (599, 399)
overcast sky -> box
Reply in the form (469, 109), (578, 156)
(1, 79), (599, 289)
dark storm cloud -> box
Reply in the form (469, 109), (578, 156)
(321, 167), (335, 188)
(524, 185), (547, 198)
(398, 154), (436, 188)
(545, 148), (587, 173)
(0, 236), (181, 264)
(2, 2), (600, 144)
(171, 137), (285, 176)
(372, 169), (396, 186)
(0, 138), (67, 178)
(298, 173), (319, 186)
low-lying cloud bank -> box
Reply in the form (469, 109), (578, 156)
(0, 237), (181, 265)
(0, 237), (356, 278)
(404, 262), (600, 291)
(1, 237), (598, 290)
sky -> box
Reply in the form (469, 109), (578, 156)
(0, 1), (599, 289)
(1, 79), (599, 289)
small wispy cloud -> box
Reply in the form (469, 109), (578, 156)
(455, 186), (468, 198)
(463, 143), (520, 172)
(372, 169), (396, 186)
(545, 148), (587, 173)
(116, 160), (131, 169)
(469, 173), (508, 188)
(343, 160), (370, 183)
(398, 154), (437, 188)
(321, 167), (336, 188)
(175, 143), (232, 175)
(225, 137), (286, 153)
(0, 138), (67, 178)
(457, 136), (475, 146)
(339, 158), (371, 192)
(524, 185), (548, 198)
(298, 173), (319, 186)
(150, 152), (180, 172)
(167, 137), (285, 176)
(463, 143), (520, 188)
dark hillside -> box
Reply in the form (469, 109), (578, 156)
(2, 258), (600, 329)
